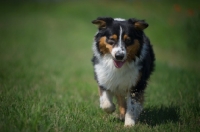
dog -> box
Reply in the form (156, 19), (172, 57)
(91, 17), (155, 126)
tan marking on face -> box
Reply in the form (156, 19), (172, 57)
(123, 34), (130, 40)
(110, 34), (118, 41)
(116, 95), (126, 121)
(126, 39), (140, 62)
(99, 36), (113, 54)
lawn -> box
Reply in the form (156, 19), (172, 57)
(0, 0), (200, 131)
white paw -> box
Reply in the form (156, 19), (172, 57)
(100, 101), (116, 113)
(99, 91), (115, 113)
(124, 117), (135, 127)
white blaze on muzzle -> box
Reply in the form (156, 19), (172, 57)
(111, 26), (127, 68)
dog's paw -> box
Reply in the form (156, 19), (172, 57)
(100, 101), (116, 113)
(124, 117), (135, 127)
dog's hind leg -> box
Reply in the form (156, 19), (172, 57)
(98, 86), (116, 113)
(124, 92), (144, 126)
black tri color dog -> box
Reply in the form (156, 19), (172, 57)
(91, 17), (155, 126)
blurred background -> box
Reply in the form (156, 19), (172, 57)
(1, 0), (199, 69)
(0, 0), (199, 131)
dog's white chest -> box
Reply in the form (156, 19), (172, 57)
(95, 55), (141, 94)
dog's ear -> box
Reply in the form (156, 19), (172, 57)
(128, 18), (148, 30)
(92, 17), (114, 29)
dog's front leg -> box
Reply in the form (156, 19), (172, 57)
(116, 94), (126, 121)
(124, 92), (143, 126)
(98, 86), (115, 113)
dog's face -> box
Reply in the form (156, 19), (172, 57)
(92, 17), (148, 68)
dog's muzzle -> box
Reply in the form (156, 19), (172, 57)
(113, 51), (126, 68)
(115, 51), (125, 61)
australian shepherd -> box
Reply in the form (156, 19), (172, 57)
(91, 17), (155, 126)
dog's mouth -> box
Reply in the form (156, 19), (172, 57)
(113, 60), (126, 68)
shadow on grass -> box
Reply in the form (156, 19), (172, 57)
(139, 105), (180, 127)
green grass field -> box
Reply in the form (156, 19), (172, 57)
(0, 1), (200, 131)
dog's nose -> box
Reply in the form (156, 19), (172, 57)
(115, 52), (125, 60)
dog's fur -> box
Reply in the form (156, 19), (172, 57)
(91, 17), (155, 126)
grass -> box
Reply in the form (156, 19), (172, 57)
(0, 0), (200, 131)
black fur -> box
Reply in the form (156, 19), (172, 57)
(132, 36), (155, 93)
(92, 17), (155, 92)
(91, 17), (155, 126)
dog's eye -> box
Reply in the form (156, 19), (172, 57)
(125, 39), (131, 45)
(107, 39), (115, 45)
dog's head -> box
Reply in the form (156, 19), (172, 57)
(92, 17), (148, 68)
